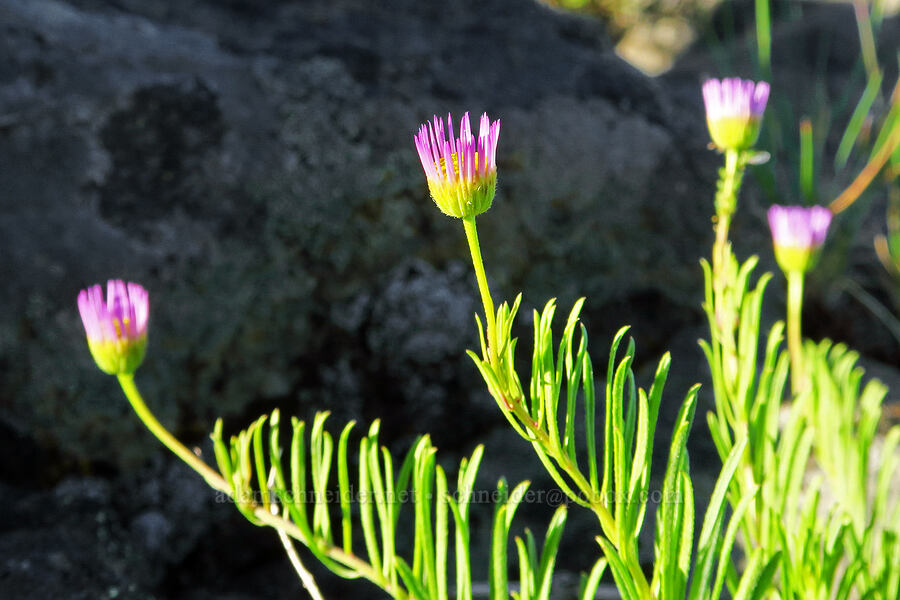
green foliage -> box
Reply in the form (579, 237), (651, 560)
(700, 227), (900, 600)
(209, 409), (571, 600)
(466, 287), (774, 600)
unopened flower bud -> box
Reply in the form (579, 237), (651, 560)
(767, 205), (832, 274)
(77, 280), (149, 375)
(414, 112), (500, 219)
(702, 78), (770, 151)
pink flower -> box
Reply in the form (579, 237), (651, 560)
(78, 280), (149, 375)
(767, 205), (833, 273)
(702, 78), (770, 151)
(414, 112), (500, 218)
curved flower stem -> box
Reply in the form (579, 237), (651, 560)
(786, 270), (805, 396)
(117, 375), (405, 599)
(117, 373), (229, 493)
(462, 215), (498, 367)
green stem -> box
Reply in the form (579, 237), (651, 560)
(713, 212), (732, 277)
(786, 270), (805, 396)
(716, 151), (742, 217)
(254, 509), (408, 600)
(711, 150), (744, 392)
(713, 150), (742, 273)
(276, 510), (327, 600)
(462, 216), (497, 367)
(117, 373), (230, 493)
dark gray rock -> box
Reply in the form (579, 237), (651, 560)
(0, 0), (708, 476)
(3, 0), (899, 598)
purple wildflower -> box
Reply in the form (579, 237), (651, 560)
(702, 78), (770, 151)
(414, 112), (500, 218)
(767, 205), (833, 273)
(78, 280), (149, 375)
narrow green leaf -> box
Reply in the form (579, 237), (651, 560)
(448, 498), (472, 600)
(583, 342), (599, 492)
(836, 70), (884, 169)
(530, 308), (545, 425)
(395, 557), (430, 600)
(755, 0), (771, 77)
(611, 354), (635, 529)
(688, 438), (750, 600)
(535, 506), (568, 600)
(697, 437), (748, 552)
(381, 446), (399, 587)
(413, 438), (438, 598)
(515, 536), (532, 600)
(366, 427), (392, 578)
(436, 465), (449, 600)
(597, 536), (639, 600)
(211, 418), (234, 492)
(490, 504), (510, 600)
(337, 420), (356, 553)
(561, 299), (587, 461)
(525, 529), (539, 594)
(458, 445), (484, 522)
(656, 385), (699, 598)
(396, 436), (420, 524)
(744, 550), (781, 600)
(603, 326), (631, 501)
(358, 437), (382, 573)
(874, 98), (900, 159)
(290, 418), (311, 535)
(505, 481), (531, 529)
(623, 363), (637, 467)
(677, 468), (695, 595)
(799, 118), (815, 201)
(475, 312), (488, 361)
(625, 388), (650, 541)
(709, 486), (759, 600)
(310, 413), (334, 542)
(578, 557), (608, 600)
(646, 351), (670, 456)
(251, 414), (270, 509)
(563, 326), (587, 462)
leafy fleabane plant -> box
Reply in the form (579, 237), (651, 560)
(699, 76), (900, 600)
(75, 282), (595, 600)
(77, 106), (781, 600)
(415, 111), (775, 600)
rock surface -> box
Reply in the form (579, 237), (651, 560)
(0, 0), (711, 476)
(1, 0), (898, 598)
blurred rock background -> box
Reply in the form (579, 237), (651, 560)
(1, 0), (898, 598)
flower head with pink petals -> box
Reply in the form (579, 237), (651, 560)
(702, 78), (770, 151)
(414, 112), (500, 219)
(767, 205), (833, 273)
(78, 280), (149, 375)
